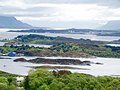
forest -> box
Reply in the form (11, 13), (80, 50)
(1, 69), (120, 90)
(23, 69), (120, 90)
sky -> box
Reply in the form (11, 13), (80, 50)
(0, 0), (120, 29)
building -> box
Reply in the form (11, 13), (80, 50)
(16, 77), (24, 89)
(8, 52), (16, 57)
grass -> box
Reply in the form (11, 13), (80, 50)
(26, 65), (90, 70)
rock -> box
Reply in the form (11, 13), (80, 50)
(14, 58), (27, 62)
(96, 62), (103, 65)
(14, 58), (94, 66)
(28, 58), (92, 66)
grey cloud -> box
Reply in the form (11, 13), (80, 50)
(24, 0), (120, 8)
(0, 0), (120, 17)
(0, 6), (57, 17)
(0, 0), (120, 28)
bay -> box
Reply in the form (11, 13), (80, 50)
(0, 29), (120, 76)
(0, 56), (120, 76)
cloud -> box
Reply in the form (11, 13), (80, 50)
(1, 0), (120, 8)
(23, 0), (120, 8)
(0, 0), (27, 9)
(14, 4), (120, 21)
(0, 0), (120, 28)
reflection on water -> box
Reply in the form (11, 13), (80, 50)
(0, 42), (6, 46)
(107, 44), (120, 47)
(0, 56), (38, 76)
(28, 44), (52, 48)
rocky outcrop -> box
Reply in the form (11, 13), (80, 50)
(14, 58), (103, 66)
(28, 58), (91, 65)
(14, 58), (27, 62)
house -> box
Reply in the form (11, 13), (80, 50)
(16, 77), (24, 89)
(16, 77), (24, 83)
(8, 52), (16, 57)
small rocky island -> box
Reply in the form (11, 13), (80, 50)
(14, 58), (103, 66)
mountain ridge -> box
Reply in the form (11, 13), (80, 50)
(0, 16), (33, 29)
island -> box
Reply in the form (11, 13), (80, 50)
(0, 34), (120, 58)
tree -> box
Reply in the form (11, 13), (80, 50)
(0, 83), (7, 90)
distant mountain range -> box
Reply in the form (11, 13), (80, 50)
(1, 15), (120, 30)
(0, 16), (33, 29)
(98, 20), (120, 30)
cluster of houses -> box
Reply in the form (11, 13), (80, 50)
(1, 42), (24, 57)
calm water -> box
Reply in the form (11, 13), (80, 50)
(0, 56), (120, 76)
(0, 29), (120, 76)
(0, 42), (6, 46)
(28, 44), (52, 48)
(0, 29), (120, 41)
(0, 42), (51, 48)
(107, 44), (120, 47)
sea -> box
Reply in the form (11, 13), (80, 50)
(0, 28), (120, 76)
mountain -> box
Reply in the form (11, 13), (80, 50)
(98, 20), (120, 30)
(0, 16), (33, 29)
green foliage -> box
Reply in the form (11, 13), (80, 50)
(0, 69), (120, 90)
(0, 77), (8, 84)
(0, 36), (120, 58)
(0, 71), (20, 77)
(0, 46), (16, 53)
(14, 34), (55, 44)
(0, 42), (120, 58)
(7, 85), (20, 90)
(0, 71), (22, 90)
(7, 77), (17, 85)
(23, 69), (120, 90)
(0, 76), (19, 90)
(0, 83), (7, 90)
(50, 43), (120, 58)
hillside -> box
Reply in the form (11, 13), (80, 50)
(0, 16), (33, 29)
